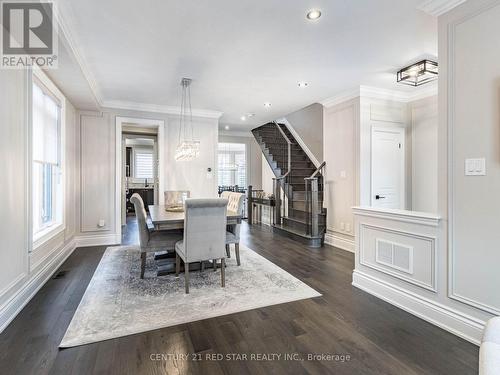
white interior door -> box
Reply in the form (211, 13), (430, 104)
(371, 127), (405, 209)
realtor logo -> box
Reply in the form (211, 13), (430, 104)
(1, 1), (58, 68)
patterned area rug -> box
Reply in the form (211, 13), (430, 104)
(60, 244), (321, 347)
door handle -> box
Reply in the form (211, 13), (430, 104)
(375, 195), (386, 200)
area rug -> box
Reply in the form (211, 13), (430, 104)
(60, 244), (321, 348)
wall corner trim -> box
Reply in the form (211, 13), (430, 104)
(74, 234), (121, 248)
(352, 270), (485, 345)
(325, 232), (355, 253)
(320, 84), (438, 108)
(417, 0), (468, 16)
(0, 238), (77, 334)
(101, 100), (223, 119)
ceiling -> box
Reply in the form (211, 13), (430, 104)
(51, 0), (437, 131)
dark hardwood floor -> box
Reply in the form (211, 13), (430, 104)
(0, 218), (478, 375)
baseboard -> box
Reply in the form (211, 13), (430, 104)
(324, 232), (355, 253)
(352, 270), (485, 346)
(0, 238), (77, 333)
(75, 233), (121, 248)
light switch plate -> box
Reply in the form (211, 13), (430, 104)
(465, 158), (486, 176)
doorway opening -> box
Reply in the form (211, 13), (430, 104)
(115, 117), (165, 239)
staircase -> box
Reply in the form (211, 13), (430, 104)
(252, 122), (326, 247)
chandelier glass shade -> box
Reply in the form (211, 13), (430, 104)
(175, 78), (200, 161)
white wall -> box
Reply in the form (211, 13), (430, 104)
(261, 157), (275, 195)
(353, 0), (500, 345)
(409, 96), (438, 213)
(323, 98), (359, 251)
(440, 0), (500, 317)
(285, 103), (324, 163)
(76, 108), (220, 243)
(0, 69), (78, 332)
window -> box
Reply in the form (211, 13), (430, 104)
(32, 76), (63, 240)
(134, 149), (154, 179)
(218, 143), (247, 187)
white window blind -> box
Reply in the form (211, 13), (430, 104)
(32, 78), (62, 238)
(135, 149), (154, 179)
(217, 143), (246, 187)
(33, 82), (59, 165)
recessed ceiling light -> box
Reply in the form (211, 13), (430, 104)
(246, 113), (256, 118)
(298, 81), (308, 88)
(240, 116), (247, 121)
(306, 9), (321, 20)
(263, 102), (272, 108)
(224, 125), (230, 130)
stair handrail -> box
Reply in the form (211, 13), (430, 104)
(273, 121), (292, 179)
(304, 161), (326, 180)
(304, 161), (325, 237)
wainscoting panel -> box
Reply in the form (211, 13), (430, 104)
(359, 223), (436, 292)
(80, 113), (114, 233)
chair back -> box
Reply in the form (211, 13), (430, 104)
(164, 190), (190, 207)
(183, 198), (228, 262)
(130, 193), (149, 248)
(221, 191), (245, 237)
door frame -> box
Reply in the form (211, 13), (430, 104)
(370, 125), (406, 209)
(115, 116), (165, 238)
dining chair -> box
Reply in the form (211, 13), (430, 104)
(130, 193), (183, 278)
(221, 191), (245, 266)
(164, 190), (190, 207)
(175, 198), (228, 293)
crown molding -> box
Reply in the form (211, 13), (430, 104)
(319, 88), (360, 108)
(102, 100), (223, 119)
(54, 1), (222, 120)
(219, 130), (254, 138)
(320, 83), (438, 108)
(417, 0), (468, 16)
(53, 1), (103, 107)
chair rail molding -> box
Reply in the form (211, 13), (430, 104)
(352, 207), (441, 227)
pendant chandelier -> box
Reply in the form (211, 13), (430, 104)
(175, 78), (200, 161)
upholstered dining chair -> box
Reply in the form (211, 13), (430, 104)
(221, 191), (245, 266)
(164, 190), (190, 207)
(130, 193), (183, 278)
(175, 198), (228, 293)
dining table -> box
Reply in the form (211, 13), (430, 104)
(148, 204), (243, 275)
(148, 204), (242, 230)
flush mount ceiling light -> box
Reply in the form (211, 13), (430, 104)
(263, 102), (272, 108)
(306, 9), (321, 20)
(246, 113), (256, 118)
(298, 81), (308, 88)
(224, 125), (230, 130)
(175, 78), (200, 161)
(240, 116), (247, 121)
(397, 60), (438, 87)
